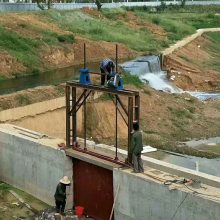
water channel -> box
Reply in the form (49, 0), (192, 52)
(0, 62), (100, 95)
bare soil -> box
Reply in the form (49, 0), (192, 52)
(164, 35), (220, 91)
(0, 11), (137, 77)
(41, 36), (137, 70)
(6, 85), (220, 158)
(0, 50), (27, 78)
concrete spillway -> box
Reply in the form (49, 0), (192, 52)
(121, 56), (182, 93)
(121, 56), (220, 100)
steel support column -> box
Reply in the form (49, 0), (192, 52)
(84, 90), (87, 151)
(72, 87), (77, 145)
(66, 85), (70, 147)
(115, 97), (118, 160)
(128, 96), (133, 164)
(66, 81), (140, 165)
(134, 95), (140, 123)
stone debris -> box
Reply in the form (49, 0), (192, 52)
(20, 208), (94, 220)
(0, 205), (7, 211)
(12, 202), (20, 206)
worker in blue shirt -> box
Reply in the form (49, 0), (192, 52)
(100, 58), (116, 85)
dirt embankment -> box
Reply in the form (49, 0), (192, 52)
(0, 10), (220, 157)
(3, 84), (219, 157)
(164, 35), (220, 91)
(0, 10), (219, 93)
(0, 85), (65, 111)
(0, 12), (137, 79)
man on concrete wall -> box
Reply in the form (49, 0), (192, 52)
(131, 122), (144, 173)
(54, 176), (71, 215)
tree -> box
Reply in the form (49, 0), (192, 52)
(94, 0), (102, 11)
(36, 0), (53, 10)
(180, 0), (186, 8)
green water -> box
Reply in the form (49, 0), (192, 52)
(0, 62), (100, 95)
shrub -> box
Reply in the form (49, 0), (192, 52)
(57, 34), (75, 43)
(17, 95), (31, 105)
(152, 17), (161, 25)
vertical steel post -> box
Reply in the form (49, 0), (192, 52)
(134, 95), (140, 123)
(116, 44), (118, 73)
(72, 87), (77, 146)
(160, 53), (163, 70)
(115, 96), (118, 160)
(84, 89), (87, 151)
(128, 96), (133, 164)
(66, 85), (70, 147)
(84, 43), (86, 69)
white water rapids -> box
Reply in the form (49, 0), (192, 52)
(121, 56), (220, 100)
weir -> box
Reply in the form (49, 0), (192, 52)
(121, 56), (220, 100)
(121, 56), (181, 93)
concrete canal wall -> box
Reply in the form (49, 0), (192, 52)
(0, 124), (73, 208)
(113, 168), (220, 220)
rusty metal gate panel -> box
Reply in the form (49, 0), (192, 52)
(73, 159), (114, 220)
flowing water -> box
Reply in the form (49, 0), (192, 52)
(121, 56), (220, 100)
(121, 56), (182, 93)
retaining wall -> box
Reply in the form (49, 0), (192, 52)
(113, 168), (220, 220)
(0, 124), (73, 208)
(1, 1), (220, 12)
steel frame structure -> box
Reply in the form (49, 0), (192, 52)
(66, 81), (140, 164)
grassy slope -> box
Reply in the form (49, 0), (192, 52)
(0, 181), (49, 219)
(205, 32), (220, 71)
(0, 6), (220, 77)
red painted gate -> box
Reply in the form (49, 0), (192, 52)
(73, 159), (114, 220)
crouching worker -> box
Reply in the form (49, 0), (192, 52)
(106, 73), (122, 88)
(100, 58), (116, 85)
(131, 122), (144, 173)
(54, 176), (71, 215)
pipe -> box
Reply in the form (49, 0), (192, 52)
(116, 44), (118, 73)
(109, 184), (120, 220)
(115, 97), (118, 160)
(84, 43), (86, 69)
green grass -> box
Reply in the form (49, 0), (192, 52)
(40, 9), (163, 53)
(204, 32), (220, 72)
(57, 34), (75, 43)
(0, 25), (40, 69)
(1, 6), (220, 77)
(122, 71), (144, 88)
(17, 94), (31, 105)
